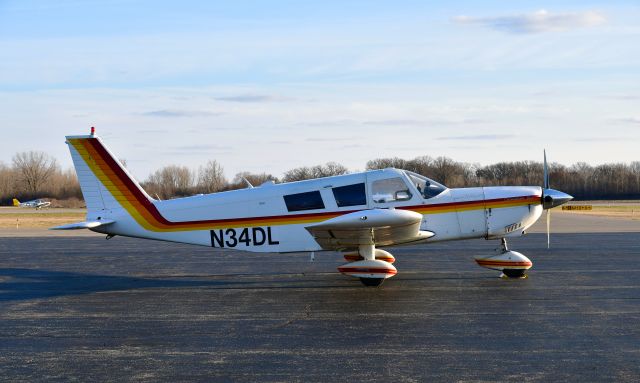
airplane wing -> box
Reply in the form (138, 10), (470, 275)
(305, 209), (434, 251)
(50, 219), (115, 230)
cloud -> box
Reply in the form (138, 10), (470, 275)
(573, 137), (629, 142)
(299, 119), (359, 127)
(161, 144), (233, 156)
(453, 10), (606, 34)
(608, 95), (640, 101)
(437, 134), (517, 141)
(213, 94), (287, 103)
(141, 109), (221, 118)
(362, 118), (486, 126)
(138, 128), (169, 134)
(362, 119), (424, 126)
(302, 118), (487, 128)
(614, 117), (640, 125)
(340, 144), (366, 149)
(305, 137), (358, 142)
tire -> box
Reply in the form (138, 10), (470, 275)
(502, 269), (526, 278)
(360, 277), (385, 286)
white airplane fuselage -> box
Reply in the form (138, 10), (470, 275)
(56, 134), (572, 284)
(87, 169), (544, 252)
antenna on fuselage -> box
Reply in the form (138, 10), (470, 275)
(242, 177), (254, 189)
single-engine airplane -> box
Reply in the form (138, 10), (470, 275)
(13, 198), (51, 209)
(52, 128), (573, 286)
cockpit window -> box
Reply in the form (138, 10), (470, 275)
(405, 171), (447, 199)
(371, 177), (412, 203)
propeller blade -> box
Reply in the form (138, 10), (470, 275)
(546, 209), (551, 249)
(543, 149), (549, 189)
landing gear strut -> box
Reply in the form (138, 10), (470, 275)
(474, 238), (533, 278)
(499, 237), (508, 252)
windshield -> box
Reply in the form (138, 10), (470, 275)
(405, 171), (447, 199)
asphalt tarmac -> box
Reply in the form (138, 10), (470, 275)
(1, 215), (639, 382)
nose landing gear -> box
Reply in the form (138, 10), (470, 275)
(474, 238), (532, 278)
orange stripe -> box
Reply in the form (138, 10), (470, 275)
(338, 267), (397, 275)
(70, 137), (541, 233)
(476, 260), (532, 267)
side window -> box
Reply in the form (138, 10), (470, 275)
(332, 183), (366, 207)
(283, 191), (325, 211)
(371, 177), (412, 203)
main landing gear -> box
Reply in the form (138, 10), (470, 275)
(474, 238), (533, 279)
(338, 244), (397, 286)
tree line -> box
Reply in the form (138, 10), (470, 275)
(365, 156), (640, 200)
(1, 151), (639, 205)
(141, 161), (349, 199)
(0, 151), (82, 206)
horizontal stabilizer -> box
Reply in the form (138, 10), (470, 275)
(49, 219), (115, 230)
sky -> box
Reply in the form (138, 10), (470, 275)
(1, 0), (639, 182)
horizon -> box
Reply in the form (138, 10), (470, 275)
(2, 138), (638, 183)
(1, 1), (639, 182)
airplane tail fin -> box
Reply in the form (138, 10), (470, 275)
(12, 198), (20, 206)
(65, 133), (155, 218)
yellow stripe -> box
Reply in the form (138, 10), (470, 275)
(70, 138), (540, 232)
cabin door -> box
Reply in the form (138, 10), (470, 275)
(451, 188), (487, 238)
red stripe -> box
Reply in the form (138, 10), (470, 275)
(344, 255), (395, 261)
(338, 267), (397, 275)
(87, 138), (354, 226)
(399, 195), (540, 211)
(87, 138), (165, 221)
(86, 138), (540, 227)
(476, 260), (532, 267)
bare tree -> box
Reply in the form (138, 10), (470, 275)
(12, 151), (59, 195)
(145, 165), (194, 199)
(282, 167), (314, 182)
(196, 160), (227, 194)
(2, 147), (640, 204)
(49, 168), (82, 200)
(631, 162), (640, 194)
(312, 162), (348, 178)
(366, 157), (412, 171)
(430, 156), (458, 186)
(283, 162), (349, 182)
(0, 162), (16, 201)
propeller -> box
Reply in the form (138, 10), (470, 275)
(544, 150), (550, 248)
(541, 150), (573, 249)
(546, 206), (551, 249)
(543, 150), (549, 190)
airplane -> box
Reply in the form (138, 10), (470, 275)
(52, 128), (573, 286)
(13, 198), (51, 209)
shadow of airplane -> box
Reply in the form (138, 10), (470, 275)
(0, 268), (265, 302)
(0, 268), (366, 302)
